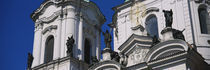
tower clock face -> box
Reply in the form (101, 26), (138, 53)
(130, 1), (146, 26)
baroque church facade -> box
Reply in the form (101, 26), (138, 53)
(28, 0), (210, 70)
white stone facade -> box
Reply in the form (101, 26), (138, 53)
(31, 0), (105, 70)
(113, 0), (210, 64)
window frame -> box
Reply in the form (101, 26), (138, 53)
(145, 14), (159, 38)
(44, 35), (54, 63)
(198, 5), (210, 34)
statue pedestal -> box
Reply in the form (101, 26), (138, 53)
(161, 27), (174, 41)
(102, 48), (112, 61)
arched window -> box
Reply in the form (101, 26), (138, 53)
(84, 39), (91, 64)
(44, 35), (54, 63)
(145, 15), (159, 38)
(198, 5), (210, 34)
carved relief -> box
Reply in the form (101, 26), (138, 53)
(42, 25), (58, 34)
(130, 46), (149, 64)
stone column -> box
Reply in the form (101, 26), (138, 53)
(78, 16), (83, 60)
(54, 17), (62, 59)
(32, 23), (42, 67)
(60, 6), (76, 58)
(63, 6), (76, 57)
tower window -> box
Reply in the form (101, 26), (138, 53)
(44, 35), (54, 63)
(84, 39), (91, 64)
(145, 15), (159, 38)
(198, 5), (210, 34)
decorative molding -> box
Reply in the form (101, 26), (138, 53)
(145, 40), (189, 62)
(118, 34), (153, 55)
(31, 0), (105, 25)
(142, 7), (159, 17)
(130, 46), (149, 65)
(42, 25), (58, 34)
(32, 56), (87, 70)
(36, 8), (75, 24)
(131, 24), (145, 32)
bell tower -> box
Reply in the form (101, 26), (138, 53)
(30, 0), (105, 70)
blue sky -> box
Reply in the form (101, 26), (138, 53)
(0, 0), (124, 70)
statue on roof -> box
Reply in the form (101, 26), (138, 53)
(163, 9), (173, 27)
(103, 30), (112, 49)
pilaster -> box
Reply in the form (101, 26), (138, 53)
(32, 23), (43, 67)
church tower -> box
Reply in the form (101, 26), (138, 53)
(30, 0), (105, 70)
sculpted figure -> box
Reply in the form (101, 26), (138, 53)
(66, 36), (75, 56)
(163, 9), (173, 27)
(103, 30), (112, 49)
(27, 53), (34, 70)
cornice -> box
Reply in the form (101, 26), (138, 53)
(118, 34), (153, 55)
(32, 56), (86, 70)
(145, 39), (189, 62)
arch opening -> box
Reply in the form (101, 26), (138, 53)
(145, 14), (159, 38)
(44, 35), (54, 63)
(198, 5), (210, 34)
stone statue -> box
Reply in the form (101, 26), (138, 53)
(103, 30), (112, 49)
(111, 51), (120, 62)
(27, 53), (34, 70)
(66, 36), (75, 56)
(163, 9), (173, 27)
